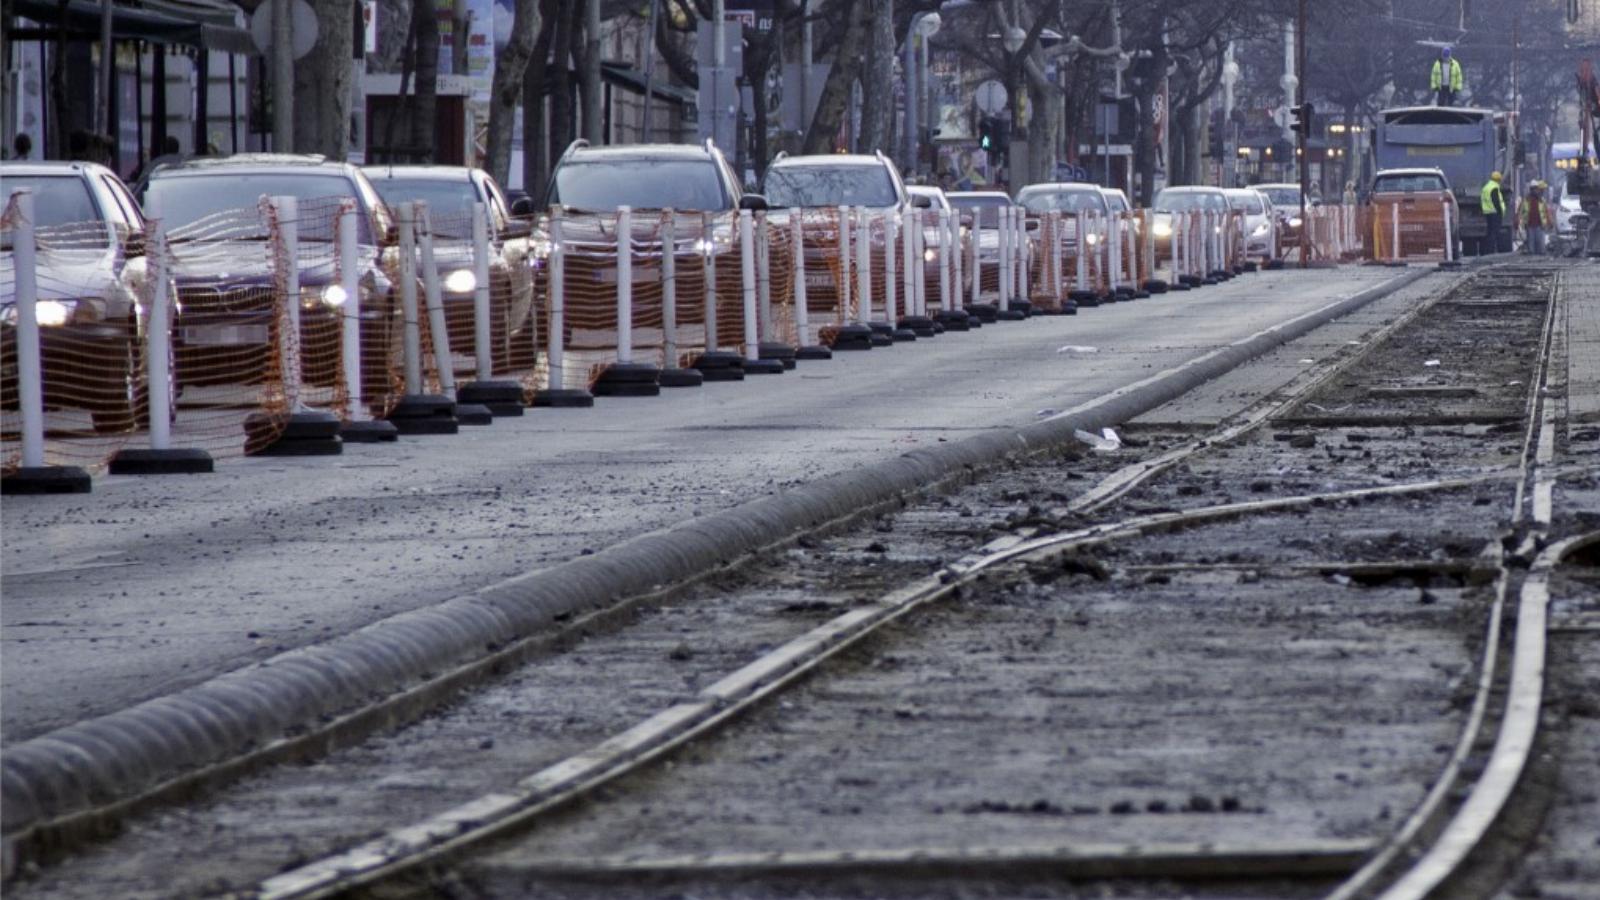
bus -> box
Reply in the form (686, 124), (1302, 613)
(1372, 106), (1513, 255)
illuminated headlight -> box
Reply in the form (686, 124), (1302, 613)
(443, 269), (477, 294)
(1085, 233), (1100, 246)
(36, 300), (76, 327)
(694, 231), (734, 257)
(923, 248), (937, 262)
(1251, 222), (1270, 237)
(323, 284), (350, 306)
(1153, 222), (1172, 238)
(1289, 217), (1303, 228)
(531, 236), (554, 260)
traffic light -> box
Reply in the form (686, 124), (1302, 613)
(1290, 102), (1315, 137)
(979, 116), (997, 151)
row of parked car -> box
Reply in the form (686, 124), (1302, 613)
(2, 142), (1292, 431)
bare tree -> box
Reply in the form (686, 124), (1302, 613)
(293, 0), (356, 158)
(408, 0), (440, 161)
(486, 0), (541, 186)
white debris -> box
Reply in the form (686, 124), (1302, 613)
(1036, 408), (1058, 417)
(1074, 429), (1121, 451)
(1298, 358), (1315, 364)
(1424, 359), (1441, 367)
(1057, 345), (1100, 354)
(1101, 427), (1122, 448)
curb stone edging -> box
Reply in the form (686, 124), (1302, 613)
(0, 268), (1432, 876)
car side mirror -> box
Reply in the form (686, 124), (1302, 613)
(912, 195), (933, 209)
(739, 193), (769, 211)
(500, 219), (533, 240)
(510, 196), (538, 218)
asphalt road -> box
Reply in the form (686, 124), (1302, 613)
(1, 267), (1401, 744)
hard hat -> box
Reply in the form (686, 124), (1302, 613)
(1442, 47), (1451, 58)
(1491, 171), (1503, 181)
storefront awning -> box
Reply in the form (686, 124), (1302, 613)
(8, 0), (257, 55)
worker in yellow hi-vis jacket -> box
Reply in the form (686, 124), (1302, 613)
(1431, 48), (1464, 107)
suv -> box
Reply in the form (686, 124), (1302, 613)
(1150, 185), (1232, 264)
(2, 161), (169, 433)
(141, 154), (397, 395)
(365, 165), (536, 372)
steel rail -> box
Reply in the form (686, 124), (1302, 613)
(1325, 264), (1566, 900)
(252, 469), (1519, 900)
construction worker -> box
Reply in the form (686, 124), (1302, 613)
(1519, 180), (1553, 255)
(1481, 171), (1507, 254)
(1431, 48), (1464, 107)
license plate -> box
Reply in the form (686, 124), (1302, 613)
(183, 324), (270, 346)
(805, 273), (833, 289)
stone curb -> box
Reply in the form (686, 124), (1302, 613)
(0, 268), (1431, 868)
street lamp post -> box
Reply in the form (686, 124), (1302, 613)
(905, 11), (942, 175)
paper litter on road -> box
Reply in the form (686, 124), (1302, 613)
(1074, 428), (1122, 451)
(1057, 345), (1100, 354)
(1424, 359), (1441, 367)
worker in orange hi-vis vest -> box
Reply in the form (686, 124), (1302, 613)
(1518, 181), (1554, 255)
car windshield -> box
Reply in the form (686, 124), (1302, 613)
(1258, 187), (1301, 206)
(1154, 190), (1229, 212)
(1017, 189), (1105, 214)
(551, 160), (727, 211)
(1373, 174), (1447, 193)
(1103, 193), (1129, 211)
(368, 176), (479, 238)
(2, 174), (115, 249)
(145, 172), (370, 242)
(1227, 193), (1266, 213)
(764, 165), (898, 208)
(949, 196), (1011, 228)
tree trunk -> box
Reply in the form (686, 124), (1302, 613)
(408, 0), (439, 162)
(858, 0), (892, 153)
(579, 0), (601, 143)
(549, 0), (577, 158)
(293, 0), (355, 159)
(521, 0), (557, 197)
(485, 0), (540, 186)
(1024, 76), (1059, 186)
(801, 1), (869, 155)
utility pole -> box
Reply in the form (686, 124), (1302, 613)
(1296, 0), (1309, 267)
(643, 0), (659, 142)
(273, 0), (293, 152)
(800, 0), (811, 142)
(713, 0), (725, 152)
(99, 0), (113, 136)
(583, 0), (601, 143)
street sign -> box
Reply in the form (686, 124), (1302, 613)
(975, 80), (1007, 116)
(250, 0), (319, 60)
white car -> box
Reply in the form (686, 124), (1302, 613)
(1556, 193), (1589, 238)
(1223, 187), (1275, 257)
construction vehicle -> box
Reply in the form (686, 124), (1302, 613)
(1371, 105), (1514, 255)
(1570, 60), (1600, 256)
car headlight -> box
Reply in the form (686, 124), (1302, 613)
(36, 299), (77, 327)
(443, 269), (477, 294)
(694, 231), (734, 257)
(1289, 217), (1303, 228)
(1251, 223), (1270, 237)
(923, 248), (937, 262)
(322, 284), (349, 306)
(531, 235), (554, 260)
(1085, 233), (1100, 245)
(1153, 222), (1172, 238)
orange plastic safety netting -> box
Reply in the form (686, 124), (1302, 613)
(1362, 197), (1455, 262)
(2, 195), (141, 473)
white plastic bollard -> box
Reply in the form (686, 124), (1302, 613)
(272, 195), (305, 409)
(416, 201), (456, 396)
(756, 212), (772, 341)
(855, 208), (870, 325)
(915, 210), (928, 317)
(739, 208), (758, 360)
(1442, 203), (1454, 262)
(548, 214), (567, 391)
(968, 212), (981, 307)
(939, 207), (952, 314)
(1107, 212), (1121, 294)
(338, 200), (363, 421)
(703, 211), (718, 350)
(11, 190), (45, 468)
(790, 210), (809, 344)
(837, 206), (851, 324)
(471, 203), (493, 382)
(901, 208), (915, 322)
(884, 210), (898, 324)
(997, 206), (1011, 308)
(398, 202), (423, 394)
(662, 210), (678, 367)
(1125, 214), (1138, 293)
(143, 191), (175, 448)
(1076, 210), (1090, 293)
(1169, 212), (1182, 284)
(1390, 202), (1401, 262)
(616, 206), (633, 364)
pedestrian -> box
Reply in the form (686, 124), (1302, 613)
(1480, 171), (1506, 254)
(11, 132), (32, 160)
(1342, 180), (1358, 207)
(1431, 48), (1463, 107)
(1519, 181), (1553, 255)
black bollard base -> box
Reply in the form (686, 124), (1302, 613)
(341, 420), (401, 443)
(109, 447), (214, 475)
(744, 357), (785, 375)
(898, 315), (938, 337)
(934, 309), (971, 331)
(455, 402), (495, 425)
(532, 388), (597, 407)
(593, 362), (662, 398)
(796, 345), (834, 360)
(383, 394), (459, 435)
(966, 303), (999, 323)
(1069, 290), (1100, 307)
(659, 367), (705, 388)
(3, 466), (93, 494)
(249, 410), (345, 454)
(1144, 279), (1170, 294)
(458, 380), (526, 417)
(758, 341), (798, 370)
(831, 323), (875, 351)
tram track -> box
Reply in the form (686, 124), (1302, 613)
(236, 261), (1582, 900)
(8, 260), (1589, 900)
